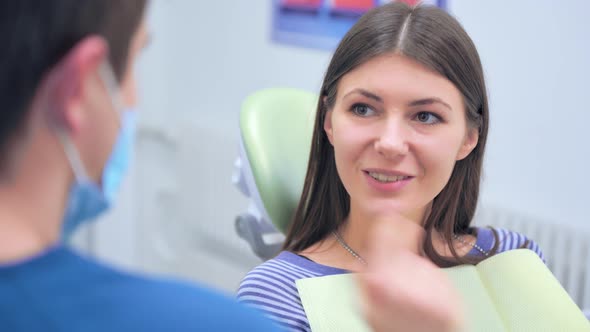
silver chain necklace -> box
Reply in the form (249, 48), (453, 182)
(333, 231), (489, 263)
(453, 234), (489, 256)
(332, 231), (368, 266)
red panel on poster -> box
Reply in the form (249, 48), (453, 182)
(331, 0), (374, 11)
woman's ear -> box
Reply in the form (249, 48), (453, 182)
(323, 97), (334, 145)
(456, 127), (479, 160)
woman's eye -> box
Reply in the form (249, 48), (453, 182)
(415, 112), (441, 125)
(351, 104), (376, 117)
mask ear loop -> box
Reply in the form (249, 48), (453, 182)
(54, 61), (124, 188)
(56, 129), (89, 183)
(60, 61), (126, 183)
(97, 62), (125, 120)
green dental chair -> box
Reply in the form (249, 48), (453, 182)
(233, 88), (317, 259)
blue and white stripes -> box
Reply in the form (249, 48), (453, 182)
(495, 228), (545, 262)
(238, 258), (324, 331)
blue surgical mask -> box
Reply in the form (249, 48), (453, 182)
(60, 63), (136, 240)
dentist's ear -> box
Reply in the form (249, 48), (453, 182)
(41, 36), (109, 135)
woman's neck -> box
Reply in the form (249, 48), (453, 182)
(340, 202), (429, 257)
(301, 202), (477, 270)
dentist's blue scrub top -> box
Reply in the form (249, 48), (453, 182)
(0, 245), (280, 331)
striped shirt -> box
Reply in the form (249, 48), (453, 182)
(237, 227), (545, 332)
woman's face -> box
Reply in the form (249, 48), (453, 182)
(324, 54), (478, 222)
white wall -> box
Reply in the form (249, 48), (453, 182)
(89, 0), (590, 292)
(452, 0), (590, 228)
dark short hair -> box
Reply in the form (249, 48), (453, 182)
(0, 0), (147, 170)
(284, 2), (491, 267)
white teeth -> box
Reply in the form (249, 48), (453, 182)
(368, 172), (408, 183)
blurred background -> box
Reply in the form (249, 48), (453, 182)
(73, 0), (590, 295)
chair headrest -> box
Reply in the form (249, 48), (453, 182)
(239, 88), (317, 233)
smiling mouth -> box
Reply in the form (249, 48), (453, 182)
(366, 171), (411, 183)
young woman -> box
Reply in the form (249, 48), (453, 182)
(238, 2), (544, 332)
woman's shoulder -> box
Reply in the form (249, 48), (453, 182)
(240, 251), (348, 284)
(240, 251), (324, 282)
(475, 226), (545, 262)
(238, 252), (319, 301)
(237, 251), (325, 332)
(239, 251), (347, 289)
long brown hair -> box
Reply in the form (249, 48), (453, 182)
(283, 2), (492, 267)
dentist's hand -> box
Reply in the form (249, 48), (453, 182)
(357, 217), (464, 332)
